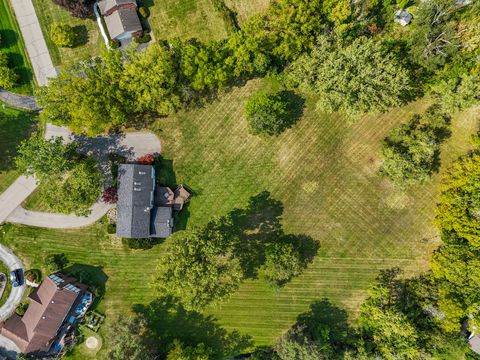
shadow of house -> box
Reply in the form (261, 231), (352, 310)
(133, 296), (253, 358)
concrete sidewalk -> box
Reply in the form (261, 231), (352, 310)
(0, 176), (38, 224)
(9, 0), (57, 86)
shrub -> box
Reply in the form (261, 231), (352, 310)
(16, 302), (29, 316)
(109, 39), (120, 49)
(52, 0), (94, 19)
(107, 223), (116, 234)
(102, 186), (118, 204)
(50, 23), (76, 48)
(245, 90), (304, 136)
(44, 253), (69, 272)
(24, 269), (41, 283)
(137, 154), (154, 165)
(123, 238), (160, 250)
(138, 6), (149, 18)
(134, 33), (151, 44)
(0, 53), (18, 90)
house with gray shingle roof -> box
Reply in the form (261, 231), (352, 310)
(117, 164), (174, 239)
(98, 0), (142, 41)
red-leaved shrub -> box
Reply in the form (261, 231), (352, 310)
(102, 186), (118, 204)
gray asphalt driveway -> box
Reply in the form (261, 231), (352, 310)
(0, 244), (25, 322)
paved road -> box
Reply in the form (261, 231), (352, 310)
(9, 0), (57, 86)
(7, 202), (114, 229)
(0, 245), (25, 322)
(0, 89), (40, 111)
(0, 176), (38, 225)
(0, 245), (24, 356)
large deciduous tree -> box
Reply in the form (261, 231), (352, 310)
(108, 316), (156, 360)
(436, 152), (480, 247)
(380, 105), (450, 186)
(288, 36), (412, 118)
(15, 136), (77, 179)
(155, 219), (243, 311)
(121, 45), (180, 114)
(408, 0), (459, 70)
(36, 51), (133, 135)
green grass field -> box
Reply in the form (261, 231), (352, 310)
(147, 0), (230, 41)
(2, 78), (479, 357)
(31, 0), (104, 67)
(225, 0), (271, 25)
(0, 0), (34, 94)
(0, 102), (37, 193)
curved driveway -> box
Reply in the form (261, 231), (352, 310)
(0, 244), (25, 322)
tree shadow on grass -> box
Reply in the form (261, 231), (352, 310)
(212, 191), (319, 281)
(279, 90), (305, 132)
(0, 29), (18, 49)
(63, 264), (108, 309)
(296, 299), (357, 352)
(0, 109), (36, 172)
(72, 25), (89, 47)
(133, 296), (253, 358)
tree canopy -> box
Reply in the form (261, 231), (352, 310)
(155, 219), (243, 311)
(380, 105), (450, 186)
(50, 23), (76, 48)
(436, 152), (480, 247)
(0, 53), (18, 90)
(288, 36), (412, 118)
(244, 90), (303, 136)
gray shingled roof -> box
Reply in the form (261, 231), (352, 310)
(150, 207), (174, 238)
(117, 164), (155, 238)
(104, 8), (142, 40)
(98, 0), (136, 15)
(470, 335), (480, 354)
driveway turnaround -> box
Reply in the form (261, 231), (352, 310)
(9, 0), (57, 86)
(0, 176), (38, 224)
(6, 202), (114, 229)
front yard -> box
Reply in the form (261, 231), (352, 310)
(0, 102), (37, 193)
(31, 0), (104, 67)
(0, 0), (34, 94)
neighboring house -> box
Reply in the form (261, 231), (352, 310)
(469, 333), (480, 354)
(116, 164), (191, 239)
(98, 0), (142, 41)
(0, 273), (92, 356)
(394, 9), (413, 26)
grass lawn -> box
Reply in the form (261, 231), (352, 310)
(23, 181), (55, 212)
(225, 0), (271, 25)
(2, 79), (479, 356)
(31, 0), (104, 67)
(147, 0), (230, 41)
(0, 102), (37, 193)
(0, 0), (34, 94)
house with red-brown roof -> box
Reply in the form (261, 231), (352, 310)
(0, 273), (92, 356)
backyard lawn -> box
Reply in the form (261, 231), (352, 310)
(0, 0), (34, 94)
(31, 0), (104, 67)
(0, 102), (37, 193)
(2, 78), (479, 357)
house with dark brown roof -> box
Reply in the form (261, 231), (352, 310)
(98, 0), (142, 41)
(0, 273), (92, 356)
